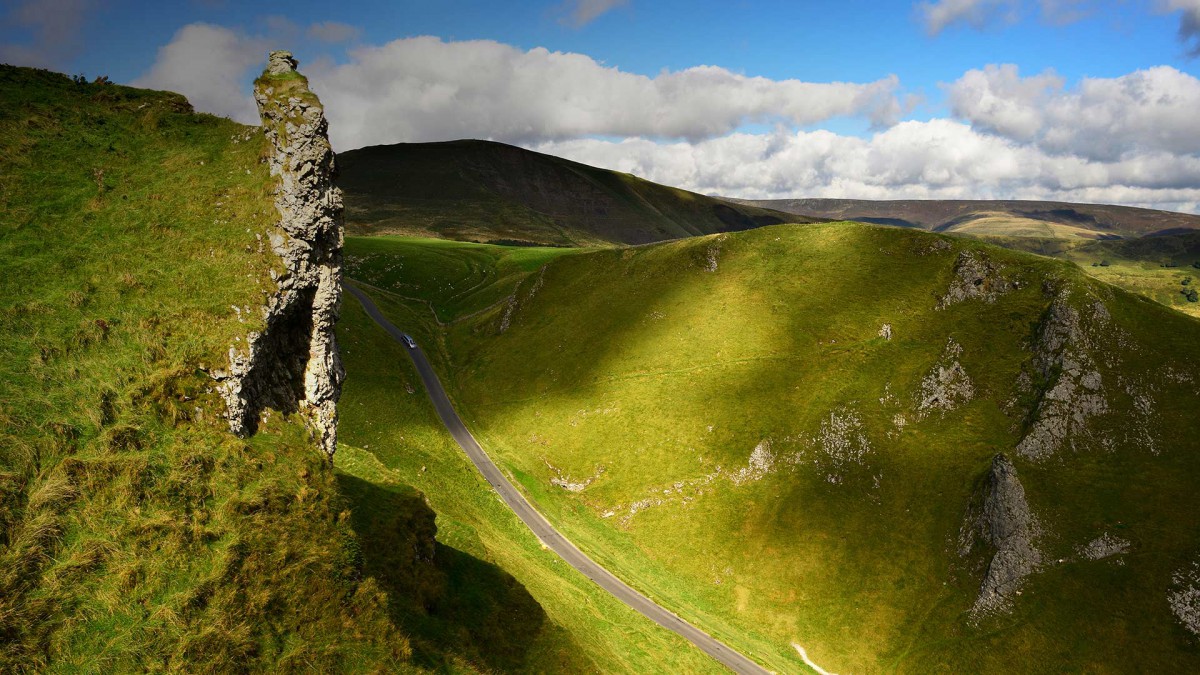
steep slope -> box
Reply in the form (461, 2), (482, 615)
(0, 62), (420, 671)
(732, 197), (1200, 239)
(338, 139), (813, 246)
(350, 224), (1200, 673)
(0, 60), (610, 674)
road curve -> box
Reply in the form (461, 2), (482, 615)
(344, 283), (770, 675)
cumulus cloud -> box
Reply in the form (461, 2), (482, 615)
(132, 23), (267, 124)
(559, 0), (629, 27)
(0, 0), (92, 69)
(307, 21), (360, 44)
(532, 121), (1200, 212)
(304, 36), (903, 149)
(946, 64), (1200, 161)
(918, 0), (1020, 34)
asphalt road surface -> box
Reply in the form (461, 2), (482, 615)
(345, 283), (771, 675)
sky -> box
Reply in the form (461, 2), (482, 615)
(4, 0), (1200, 212)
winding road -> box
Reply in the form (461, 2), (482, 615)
(344, 283), (770, 675)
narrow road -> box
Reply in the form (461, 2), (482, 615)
(344, 283), (770, 675)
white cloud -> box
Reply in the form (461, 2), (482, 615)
(532, 121), (1200, 212)
(946, 64), (1200, 161)
(918, 0), (1019, 34)
(307, 21), (360, 44)
(131, 23), (267, 124)
(0, 0), (92, 69)
(127, 25), (1200, 213)
(304, 36), (903, 149)
(560, 0), (629, 27)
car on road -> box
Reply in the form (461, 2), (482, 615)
(402, 334), (416, 349)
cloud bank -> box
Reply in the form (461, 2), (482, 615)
(304, 36), (903, 148)
(131, 25), (1200, 213)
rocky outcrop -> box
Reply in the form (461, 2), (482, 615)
(937, 250), (1011, 310)
(963, 454), (1042, 617)
(212, 51), (344, 459)
(1170, 561), (1200, 637)
(1079, 533), (1130, 561)
(1015, 291), (1108, 460)
(916, 337), (974, 416)
(498, 265), (546, 334)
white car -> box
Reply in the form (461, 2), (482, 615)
(402, 334), (416, 349)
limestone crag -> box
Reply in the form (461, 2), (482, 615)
(1015, 290), (1108, 460)
(937, 250), (1011, 310)
(1170, 561), (1200, 637)
(963, 454), (1042, 617)
(916, 337), (974, 417)
(213, 51), (345, 459)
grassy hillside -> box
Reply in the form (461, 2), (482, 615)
(349, 223), (1200, 673)
(338, 139), (815, 246)
(0, 63), (618, 674)
(734, 197), (1200, 239)
(334, 292), (728, 673)
(736, 198), (1200, 319)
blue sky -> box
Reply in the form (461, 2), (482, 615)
(4, 0), (1200, 210)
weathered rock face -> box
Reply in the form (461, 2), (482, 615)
(1170, 562), (1200, 637)
(212, 51), (345, 459)
(962, 454), (1042, 617)
(937, 250), (1011, 310)
(916, 337), (974, 416)
(1015, 290), (1108, 460)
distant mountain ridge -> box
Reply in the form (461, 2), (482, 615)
(728, 197), (1200, 239)
(338, 140), (817, 246)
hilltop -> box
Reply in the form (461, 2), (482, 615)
(729, 197), (1200, 239)
(346, 223), (1200, 673)
(338, 139), (814, 246)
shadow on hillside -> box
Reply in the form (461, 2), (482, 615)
(336, 473), (548, 673)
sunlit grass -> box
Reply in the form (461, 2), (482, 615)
(354, 222), (1200, 673)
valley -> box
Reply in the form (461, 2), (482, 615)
(341, 223), (1200, 672)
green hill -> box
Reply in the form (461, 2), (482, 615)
(338, 139), (814, 246)
(732, 197), (1200, 239)
(346, 223), (1200, 673)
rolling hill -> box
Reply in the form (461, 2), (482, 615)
(338, 139), (815, 246)
(730, 197), (1200, 239)
(345, 223), (1200, 673)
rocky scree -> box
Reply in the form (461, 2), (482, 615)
(961, 454), (1042, 617)
(212, 51), (345, 459)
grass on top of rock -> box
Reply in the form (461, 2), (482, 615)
(350, 222), (1200, 673)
